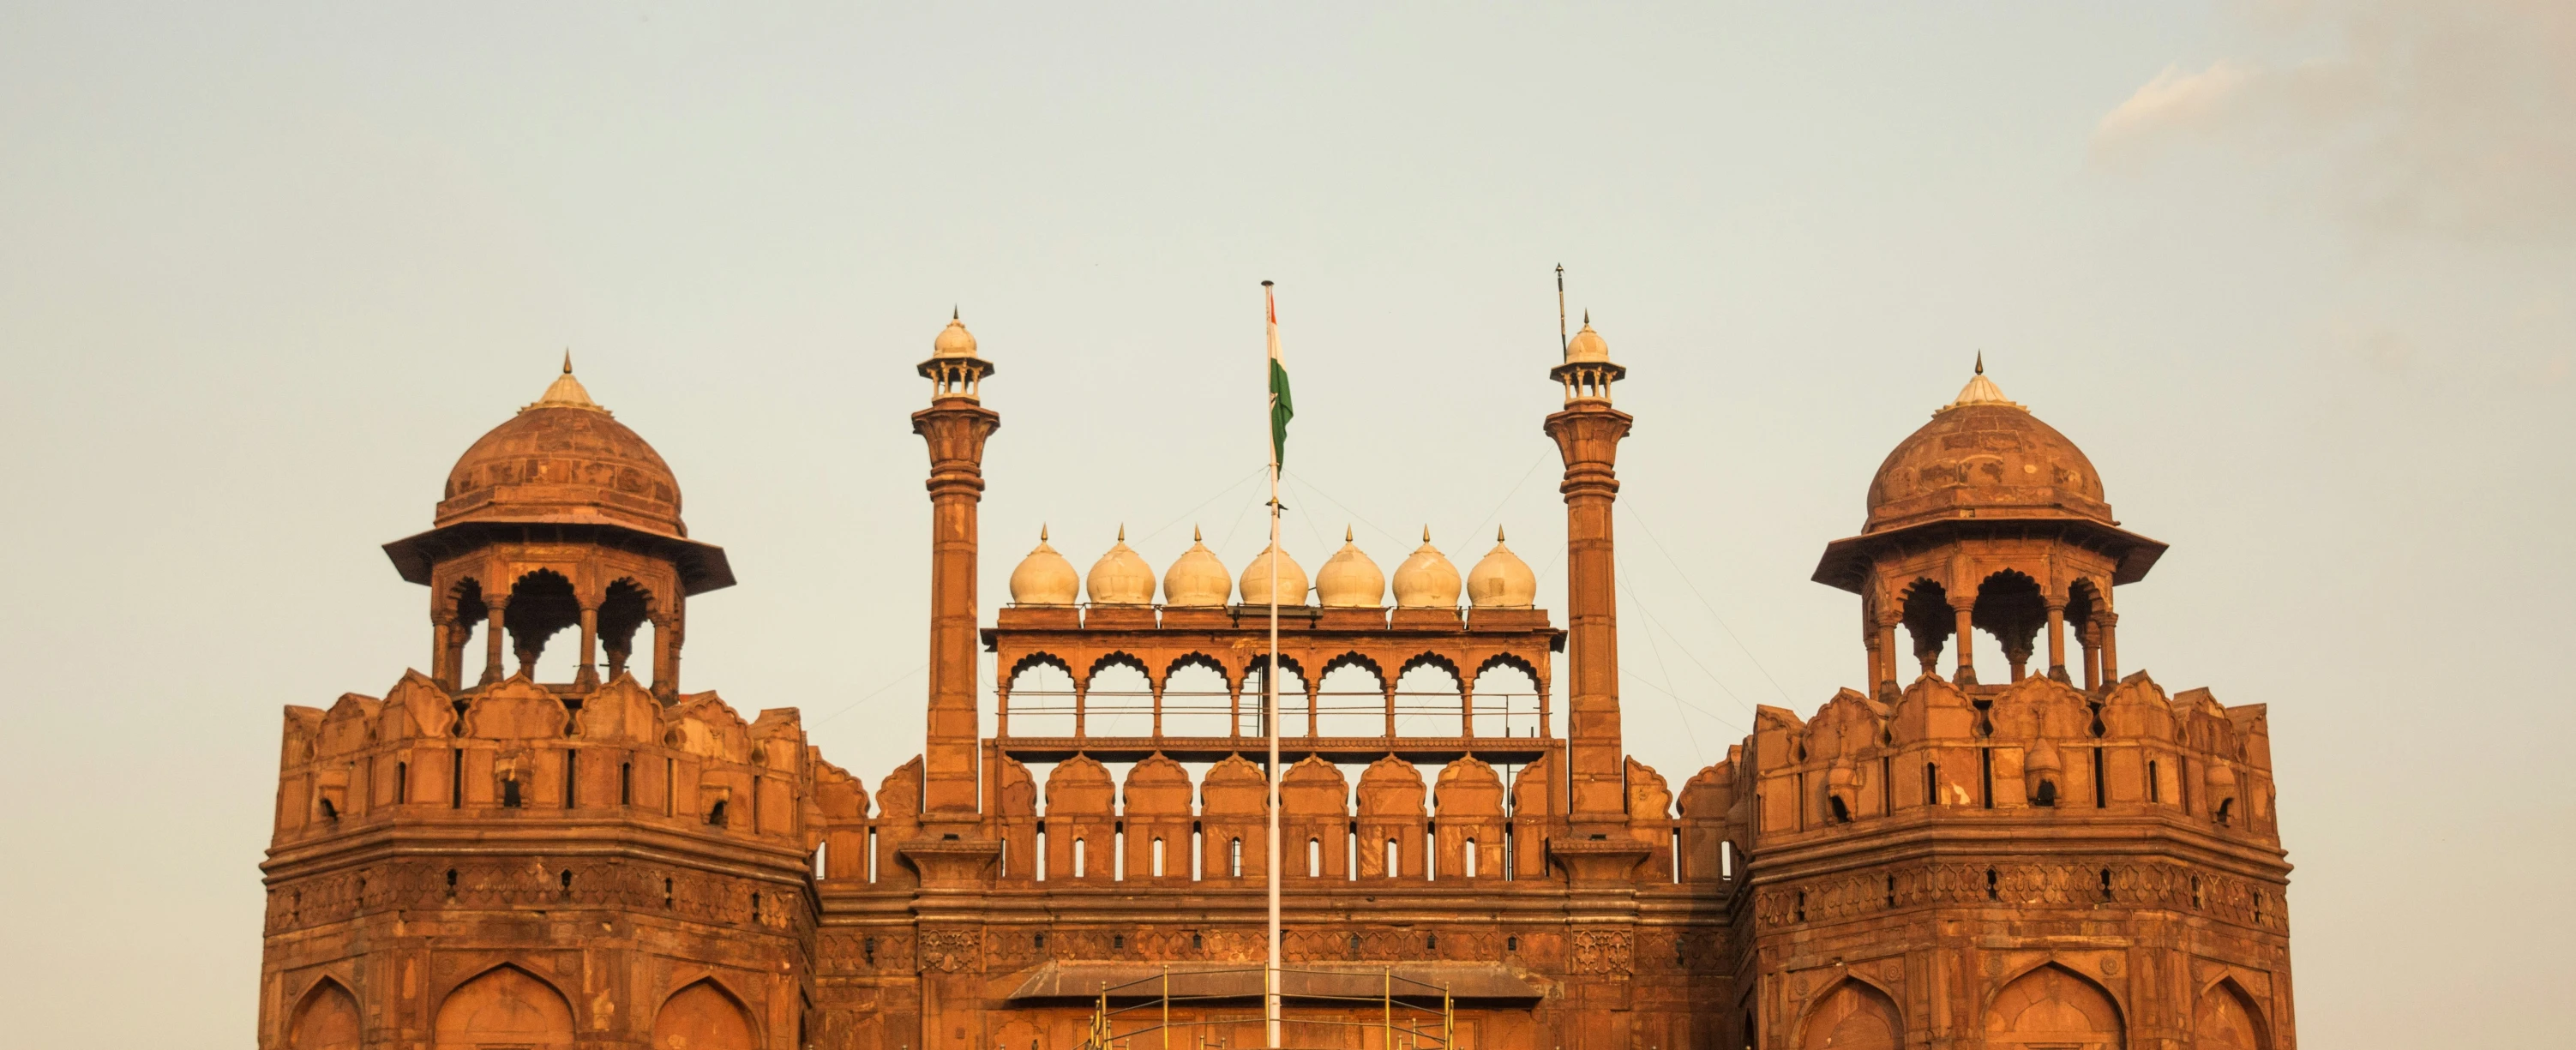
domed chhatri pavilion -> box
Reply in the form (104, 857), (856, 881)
(259, 321), (2294, 1050)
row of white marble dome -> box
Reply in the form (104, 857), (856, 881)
(1007, 526), (1540, 609)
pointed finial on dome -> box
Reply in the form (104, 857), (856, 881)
(1940, 352), (2023, 413)
(525, 351), (606, 414)
(1583, 309), (1590, 324)
(953, 303), (959, 320)
(1422, 525), (1432, 542)
(1194, 525), (1204, 541)
(1345, 525), (1354, 542)
(1498, 525), (1507, 542)
(1041, 524), (1048, 541)
(1118, 524), (1126, 542)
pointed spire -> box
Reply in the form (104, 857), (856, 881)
(1117, 524), (1126, 542)
(525, 351), (604, 413)
(1194, 525), (1204, 541)
(1942, 352), (2021, 412)
(1345, 525), (1355, 542)
(1498, 525), (1507, 542)
(952, 304), (960, 320)
(1422, 525), (1432, 542)
(1041, 524), (1049, 542)
(1583, 309), (1590, 325)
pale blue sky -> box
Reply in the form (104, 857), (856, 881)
(3, 2), (2569, 1045)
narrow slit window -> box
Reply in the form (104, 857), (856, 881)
(1980, 748), (1996, 809)
(1465, 839), (1480, 879)
(1151, 837), (1166, 878)
(620, 762), (633, 806)
(1072, 838), (1086, 879)
(562, 752), (576, 808)
(1308, 837), (1321, 878)
(1229, 837), (1243, 879)
(2093, 747), (2106, 808)
(395, 761), (408, 804)
(2149, 759), (2162, 803)
(451, 749), (464, 808)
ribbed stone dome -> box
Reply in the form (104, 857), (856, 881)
(1314, 528), (1385, 608)
(1564, 317), (1612, 363)
(1864, 362), (2110, 535)
(437, 357), (686, 537)
(1161, 529), (1233, 608)
(1391, 528), (1462, 609)
(1084, 527), (1156, 606)
(1008, 527), (1080, 606)
(1238, 542), (1310, 607)
(1466, 528), (1537, 609)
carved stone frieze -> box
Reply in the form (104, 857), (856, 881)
(1752, 859), (2287, 933)
(263, 858), (810, 939)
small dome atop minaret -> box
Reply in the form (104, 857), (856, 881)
(1564, 315), (1612, 363)
(1467, 527), (1537, 609)
(1548, 311), (1626, 403)
(1084, 526), (1156, 606)
(917, 308), (996, 400)
(1239, 542), (1310, 607)
(1391, 527), (1462, 609)
(1314, 527), (1385, 608)
(1008, 527), (1080, 606)
(931, 309), (979, 360)
(1162, 527), (1233, 607)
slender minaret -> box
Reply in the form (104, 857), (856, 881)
(1544, 310), (1632, 837)
(911, 311), (999, 825)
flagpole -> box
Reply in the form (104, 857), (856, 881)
(1261, 279), (1284, 1050)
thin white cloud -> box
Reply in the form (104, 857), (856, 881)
(2095, 61), (2261, 144)
(2093, 0), (2576, 245)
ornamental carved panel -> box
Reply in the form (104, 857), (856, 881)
(917, 928), (981, 973)
(1570, 929), (1634, 975)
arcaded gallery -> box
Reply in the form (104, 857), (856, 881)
(259, 314), (2293, 1049)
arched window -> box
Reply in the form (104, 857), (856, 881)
(1229, 837), (1243, 878)
(1308, 837), (1322, 878)
(1151, 837), (1166, 878)
(1463, 839), (1480, 879)
(1072, 837), (1087, 879)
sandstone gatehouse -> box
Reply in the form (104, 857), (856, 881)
(260, 314), (2293, 1049)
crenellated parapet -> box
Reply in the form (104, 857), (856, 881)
(269, 670), (816, 852)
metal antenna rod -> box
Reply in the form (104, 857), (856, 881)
(1556, 264), (1569, 356)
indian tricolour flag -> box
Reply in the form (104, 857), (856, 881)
(1266, 282), (1294, 469)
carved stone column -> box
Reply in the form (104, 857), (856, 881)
(480, 599), (507, 686)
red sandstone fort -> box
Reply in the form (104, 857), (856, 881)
(259, 315), (2293, 1049)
